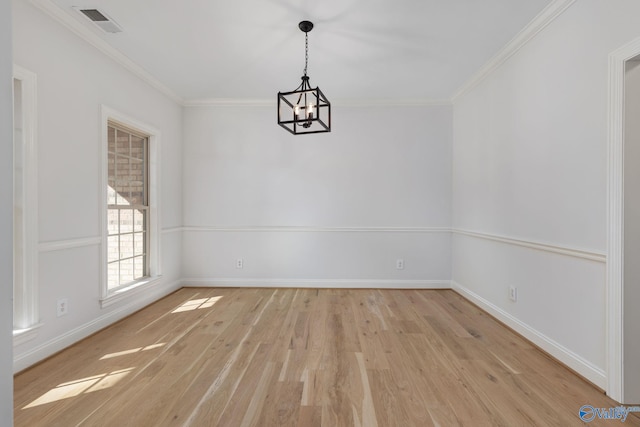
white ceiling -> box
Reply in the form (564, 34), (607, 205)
(48, 0), (553, 102)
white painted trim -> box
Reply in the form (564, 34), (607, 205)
(38, 236), (101, 252)
(13, 65), (39, 332)
(452, 228), (606, 262)
(606, 35), (640, 403)
(452, 0), (576, 102)
(182, 225), (450, 234)
(183, 226), (604, 262)
(100, 105), (163, 300)
(183, 98), (452, 108)
(175, 226), (603, 268)
(161, 226), (183, 234)
(181, 278), (451, 289)
(332, 99), (452, 108)
(28, 0), (183, 105)
(452, 280), (607, 389)
(13, 279), (182, 373)
(100, 276), (163, 308)
(13, 323), (43, 347)
(183, 99), (273, 107)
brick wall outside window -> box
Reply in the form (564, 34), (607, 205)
(107, 123), (149, 289)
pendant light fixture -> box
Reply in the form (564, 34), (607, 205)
(277, 21), (331, 135)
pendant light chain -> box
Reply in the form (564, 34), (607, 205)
(304, 32), (309, 77)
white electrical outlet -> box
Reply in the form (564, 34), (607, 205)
(57, 298), (69, 317)
(509, 286), (517, 302)
(396, 259), (405, 270)
(236, 258), (244, 269)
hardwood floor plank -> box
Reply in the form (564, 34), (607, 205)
(238, 361), (278, 427)
(14, 288), (640, 427)
(354, 352), (379, 427)
(368, 368), (416, 427)
(255, 378), (303, 427)
(350, 293), (390, 370)
(298, 405), (322, 427)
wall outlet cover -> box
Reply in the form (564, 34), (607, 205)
(57, 298), (69, 317)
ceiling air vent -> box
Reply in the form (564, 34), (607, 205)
(76, 8), (123, 33)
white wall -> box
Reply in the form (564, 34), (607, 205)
(623, 60), (640, 403)
(182, 104), (452, 286)
(452, 0), (640, 389)
(1, 0), (14, 422)
(12, 0), (183, 371)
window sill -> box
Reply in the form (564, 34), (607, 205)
(13, 322), (43, 346)
(100, 276), (163, 309)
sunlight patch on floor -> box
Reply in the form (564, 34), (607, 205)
(172, 296), (223, 313)
(22, 368), (135, 409)
(100, 343), (165, 360)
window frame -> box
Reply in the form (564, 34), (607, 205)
(107, 123), (150, 288)
(100, 106), (161, 308)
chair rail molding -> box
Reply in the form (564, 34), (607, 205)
(452, 228), (606, 263)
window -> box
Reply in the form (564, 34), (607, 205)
(107, 123), (149, 289)
(101, 107), (160, 306)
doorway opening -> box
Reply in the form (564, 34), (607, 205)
(607, 39), (640, 405)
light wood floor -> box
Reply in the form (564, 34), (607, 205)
(14, 288), (640, 426)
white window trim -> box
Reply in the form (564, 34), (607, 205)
(13, 64), (40, 343)
(100, 106), (162, 308)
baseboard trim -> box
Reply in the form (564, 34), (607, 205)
(13, 279), (182, 373)
(181, 278), (452, 289)
(451, 280), (606, 389)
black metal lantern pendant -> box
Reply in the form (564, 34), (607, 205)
(278, 21), (331, 135)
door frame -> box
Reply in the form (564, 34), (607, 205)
(606, 36), (640, 403)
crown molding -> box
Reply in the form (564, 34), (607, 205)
(452, 0), (576, 103)
(29, 0), (184, 105)
(183, 98), (452, 108)
(333, 98), (452, 107)
(183, 98), (275, 107)
(182, 225), (450, 233)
